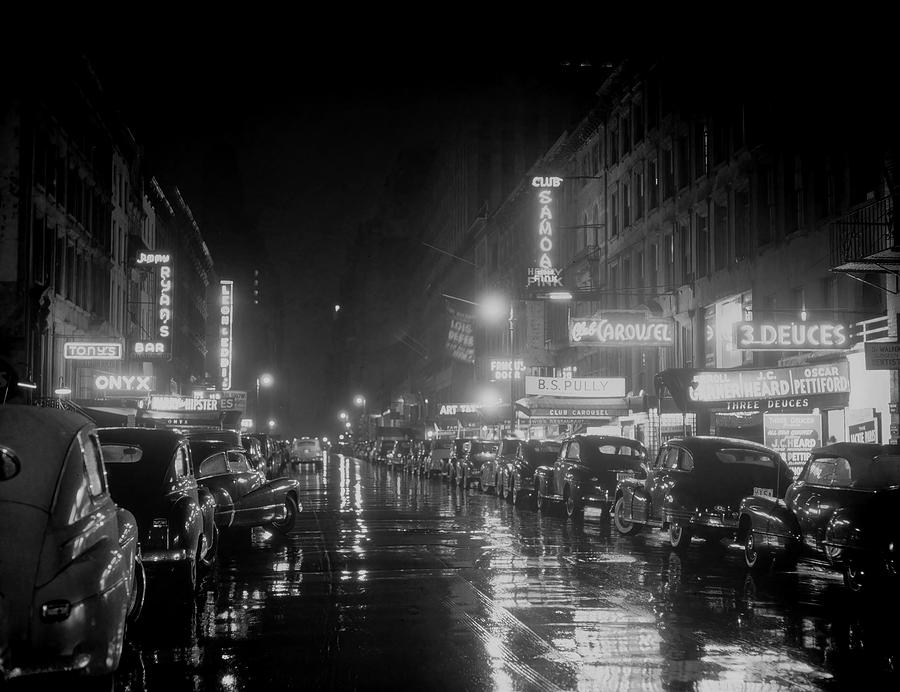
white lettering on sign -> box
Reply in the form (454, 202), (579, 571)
(439, 404), (479, 416)
(220, 280), (234, 390)
(94, 375), (154, 392)
(133, 341), (167, 356)
(150, 395), (219, 412)
(735, 321), (849, 350)
(525, 376), (627, 398)
(63, 342), (123, 360)
(135, 252), (172, 265)
(689, 362), (851, 403)
(865, 341), (900, 370)
(569, 315), (674, 346)
(531, 176), (563, 188)
(157, 258), (173, 341)
(526, 181), (565, 290)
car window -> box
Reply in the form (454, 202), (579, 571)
(82, 433), (107, 498)
(715, 449), (776, 468)
(665, 447), (680, 469)
(227, 451), (252, 472)
(541, 441), (561, 454)
(101, 444), (143, 463)
(805, 457), (853, 487)
(199, 453), (228, 477)
(597, 444), (617, 454)
(679, 450), (694, 471)
(654, 448), (667, 469)
(174, 446), (189, 478)
(567, 442), (580, 460)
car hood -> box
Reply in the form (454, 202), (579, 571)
(0, 503), (48, 646)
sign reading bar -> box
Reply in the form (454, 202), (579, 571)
(94, 374), (154, 393)
(149, 395), (220, 412)
(735, 320), (850, 350)
(132, 341), (169, 359)
(689, 361), (851, 404)
(865, 341), (900, 370)
(490, 359), (525, 380)
(763, 413), (823, 474)
(63, 342), (123, 360)
(525, 376), (626, 398)
(570, 313), (674, 347)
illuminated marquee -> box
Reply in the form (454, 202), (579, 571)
(149, 395), (220, 412)
(569, 313), (674, 347)
(94, 374), (154, 392)
(526, 177), (563, 289)
(132, 341), (169, 359)
(734, 320), (851, 350)
(220, 280), (234, 390)
(439, 404), (480, 416)
(489, 359), (525, 380)
(63, 342), (123, 360)
(689, 362), (851, 404)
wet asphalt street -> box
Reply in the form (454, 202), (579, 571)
(105, 455), (900, 690)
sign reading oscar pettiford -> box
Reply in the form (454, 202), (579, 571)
(734, 320), (850, 350)
(526, 176), (564, 290)
(689, 361), (850, 412)
(569, 313), (674, 347)
(525, 376), (626, 398)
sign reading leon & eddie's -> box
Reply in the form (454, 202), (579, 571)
(688, 361), (851, 412)
(734, 320), (851, 350)
(569, 313), (674, 347)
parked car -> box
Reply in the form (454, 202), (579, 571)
(290, 436), (324, 471)
(446, 438), (469, 483)
(98, 427), (218, 598)
(423, 438), (454, 478)
(496, 439), (562, 506)
(373, 438), (396, 465)
(615, 436), (793, 553)
(410, 439), (431, 475)
(479, 438), (517, 494)
(242, 435), (271, 477)
(456, 439), (501, 490)
(0, 407), (143, 682)
(187, 436), (301, 534)
(388, 439), (413, 469)
(737, 442), (900, 591)
(535, 435), (647, 520)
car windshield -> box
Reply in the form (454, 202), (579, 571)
(585, 441), (643, 460)
(296, 440), (318, 448)
(432, 440), (452, 449)
(397, 441), (411, 451)
(380, 441), (394, 451)
(715, 449), (777, 467)
(500, 440), (519, 456)
(101, 444), (143, 463)
(472, 442), (499, 454)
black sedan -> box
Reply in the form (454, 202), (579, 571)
(495, 439), (561, 506)
(535, 435), (647, 520)
(98, 427), (218, 598)
(615, 436), (793, 553)
(738, 442), (900, 591)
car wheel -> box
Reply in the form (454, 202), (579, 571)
(743, 531), (771, 571)
(510, 476), (519, 506)
(535, 481), (546, 511)
(843, 557), (873, 593)
(272, 494), (298, 534)
(127, 557), (146, 624)
(669, 524), (693, 553)
(613, 497), (640, 535)
(461, 466), (469, 490)
(564, 485), (584, 520)
(175, 556), (197, 600)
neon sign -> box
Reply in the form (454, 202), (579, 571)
(489, 359), (525, 380)
(150, 395), (220, 412)
(734, 321), (850, 350)
(132, 341), (169, 359)
(158, 260), (172, 340)
(527, 177), (564, 290)
(94, 374), (154, 392)
(63, 342), (123, 360)
(569, 313), (674, 347)
(220, 280), (234, 390)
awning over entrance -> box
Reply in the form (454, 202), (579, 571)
(516, 395), (630, 424)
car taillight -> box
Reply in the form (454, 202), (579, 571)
(41, 600), (71, 622)
(149, 517), (169, 549)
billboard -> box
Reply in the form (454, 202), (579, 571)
(525, 376), (626, 398)
(764, 413), (822, 475)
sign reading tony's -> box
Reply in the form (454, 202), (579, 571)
(525, 376), (626, 398)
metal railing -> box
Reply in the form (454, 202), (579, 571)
(829, 195), (894, 267)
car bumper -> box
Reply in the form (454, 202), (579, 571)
(140, 548), (193, 565)
(1, 651), (92, 680)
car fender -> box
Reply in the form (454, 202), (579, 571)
(825, 505), (871, 552)
(534, 465), (553, 487)
(737, 495), (801, 549)
(170, 496), (203, 553)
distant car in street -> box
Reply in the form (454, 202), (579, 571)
(446, 438), (469, 484)
(187, 436), (301, 535)
(496, 439), (561, 506)
(456, 439), (500, 490)
(387, 439), (413, 469)
(535, 435), (647, 520)
(0, 407), (143, 682)
(423, 438), (453, 478)
(98, 426), (218, 598)
(738, 442), (900, 591)
(290, 436), (324, 471)
(615, 436), (792, 553)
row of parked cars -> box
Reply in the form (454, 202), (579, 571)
(374, 433), (900, 595)
(0, 406), (306, 684)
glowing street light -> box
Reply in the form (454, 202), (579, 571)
(268, 419), (276, 430)
(338, 410), (348, 422)
(354, 394), (365, 407)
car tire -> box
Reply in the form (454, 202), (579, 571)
(613, 497), (640, 535)
(510, 476), (519, 506)
(843, 557), (876, 593)
(669, 524), (693, 553)
(128, 557), (146, 624)
(564, 486), (584, 521)
(200, 525), (218, 571)
(272, 494), (298, 535)
(535, 481), (546, 512)
(743, 531), (772, 572)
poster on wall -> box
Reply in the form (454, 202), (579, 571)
(446, 305), (475, 364)
(763, 413), (822, 475)
(846, 407), (878, 443)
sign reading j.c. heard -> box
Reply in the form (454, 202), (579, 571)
(525, 376), (626, 398)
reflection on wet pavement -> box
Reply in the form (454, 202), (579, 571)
(108, 455), (898, 691)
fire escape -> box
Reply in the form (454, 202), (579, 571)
(830, 194), (897, 293)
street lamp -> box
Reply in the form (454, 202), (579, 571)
(338, 410), (348, 422)
(353, 394), (368, 438)
(256, 373), (274, 432)
(479, 293), (517, 437)
(268, 419), (276, 430)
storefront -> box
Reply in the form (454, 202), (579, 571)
(517, 375), (630, 440)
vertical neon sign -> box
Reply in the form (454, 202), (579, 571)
(220, 280), (233, 390)
(526, 176), (564, 289)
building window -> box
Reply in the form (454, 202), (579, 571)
(694, 122), (708, 179)
(696, 213), (709, 278)
(609, 191), (618, 237)
(633, 99), (644, 143)
(678, 222), (691, 284)
(591, 203), (600, 247)
(787, 155), (805, 232)
(734, 188), (750, 261)
(622, 256), (632, 307)
(634, 167), (645, 220)
(608, 123), (619, 166)
(757, 166), (775, 246)
(621, 113), (631, 157)
(623, 180), (631, 228)
(608, 264), (619, 309)
(663, 148), (675, 200)
(592, 139), (601, 175)
(676, 135), (690, 189)
(714, 202), (729, 271)
(648, 156), (659, 209)
(648, 243), (658, 291)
